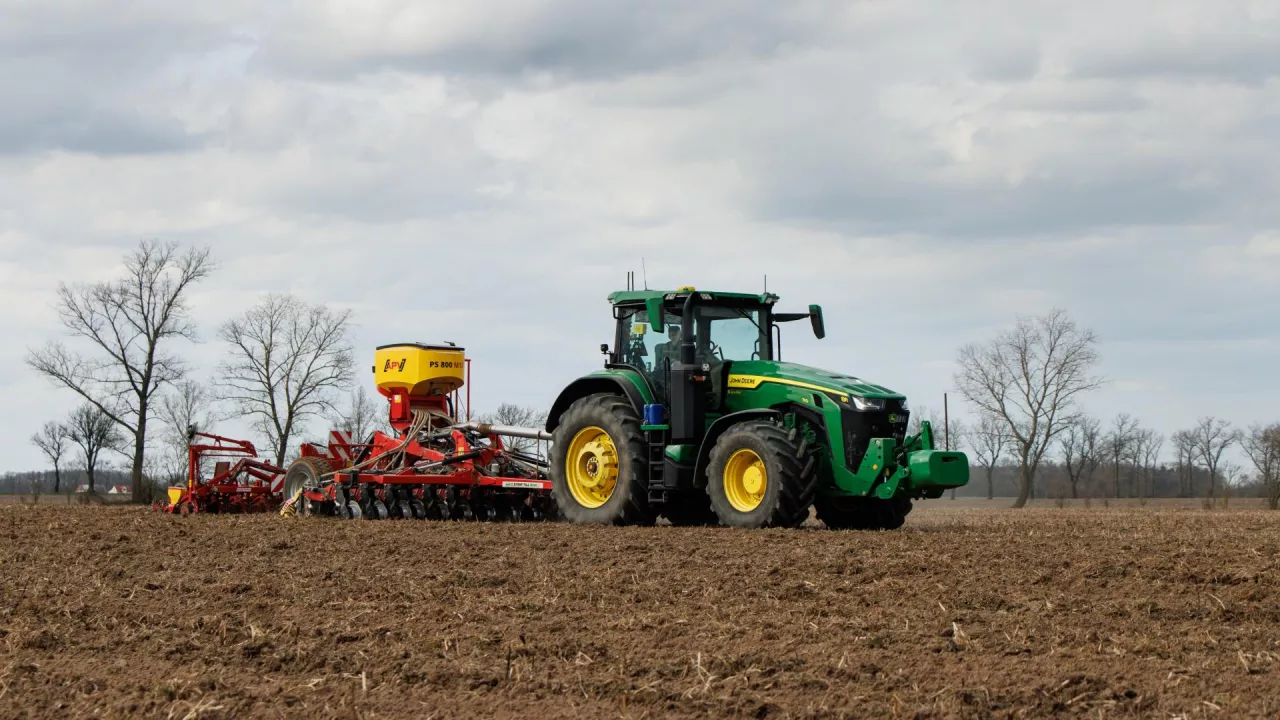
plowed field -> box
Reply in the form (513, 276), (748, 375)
(2, 504), (1279, 718)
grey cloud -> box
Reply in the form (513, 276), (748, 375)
(1071, 36), (1280, 84)
(966, 40), (1041, 83)
(261, 1), (839, 80)
(997, 82), (1150, 114)
(0, 3), (265, 156)
(0, 106), (205, 156)
(752, 160), (1220, 238)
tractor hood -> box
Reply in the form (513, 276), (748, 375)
(726, 361), (906, 403)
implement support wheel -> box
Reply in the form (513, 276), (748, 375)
(283, 456), (334, 504)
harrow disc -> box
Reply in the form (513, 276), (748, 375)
(367, 499), (389, 520)
(344, 501), (363, 520)
(408, 499), (426, 519)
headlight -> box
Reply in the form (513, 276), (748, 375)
(850, 396), (886, 412)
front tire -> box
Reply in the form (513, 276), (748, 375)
(706, 421), (817, 529)
(550, 394), (652, 525)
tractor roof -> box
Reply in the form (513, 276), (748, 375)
(608, 288), (779, 306)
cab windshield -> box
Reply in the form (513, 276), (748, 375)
(616, 304), (770, 374)
(697, 306), (767, 362)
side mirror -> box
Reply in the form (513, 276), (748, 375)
(809, 304), (825, 339)
(600, 343), (610, 355)
(646, 297), (665, 332)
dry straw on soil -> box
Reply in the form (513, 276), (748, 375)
(2, 504), (1278, 718)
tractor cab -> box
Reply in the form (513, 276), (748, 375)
(606, 287), (824, 411)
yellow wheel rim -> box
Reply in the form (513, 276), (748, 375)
(724, 448), (767, 512)
(565, 426), (620, 509)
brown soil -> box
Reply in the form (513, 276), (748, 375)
(2, 504), (1279, 718)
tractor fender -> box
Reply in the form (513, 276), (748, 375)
(546, 372), (651, 432)
(692, 409), (783, 488)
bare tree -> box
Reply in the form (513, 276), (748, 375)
(1130, 429), (1164, 501)
(1220, 462), (1245, 508)
(1171, 430), (1197, 497)
(969, 413), (1012, 500)
(217, 294), (355, 466)
(31, 422), (71, 494)
(954, 309), (1104, 508)
(1190, 417), (1239, 500)
(1241, 423), (1280, 510)
(154, 380), (222, 486)
(65, 404), (125, 494)
(1059, 416), (1100, 499)
(1080, 417), (1105, 498)
(26, 241), (214, 503)
(479, 403), (549, 454)
(1105, 414), (1139, 499)
(330, 385), (384, 443)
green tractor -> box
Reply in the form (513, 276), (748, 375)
(546, 287), (969, 529)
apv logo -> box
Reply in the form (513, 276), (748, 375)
(383, 358), (407, 372)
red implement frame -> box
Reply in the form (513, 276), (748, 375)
(302, 427), (550, 507)
(291, 358), (552, 520)
(163, 433), (286, 514)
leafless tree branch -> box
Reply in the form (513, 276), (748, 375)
(65, 404), (126, 494)
(30, 421), (71, 493)
(1242, 423), (1280, 510)
(954, 309), (1104, 508)
(216, 294), (355, 466)
(25, 240), (214, 502)
(1189, 417), (1239, 500)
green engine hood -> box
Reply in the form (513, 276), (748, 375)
(725, 361), (905, 402)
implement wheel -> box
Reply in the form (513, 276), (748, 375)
(283, 456), (333, 503)
(551, 394), (652, 526)
(816, 495), (912, 531)
(706, 421), (817, 529)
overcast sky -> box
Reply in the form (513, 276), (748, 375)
(2, 0), (1278, 473)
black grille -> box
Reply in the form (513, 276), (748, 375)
(842, 406), (910, 472)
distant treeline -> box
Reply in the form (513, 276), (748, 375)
(951, 461), (1269, 500)
(1, 469), (134, 495)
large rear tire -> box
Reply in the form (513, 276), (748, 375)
(550, 394), (653, 525)
(706, 421), (817, 529)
